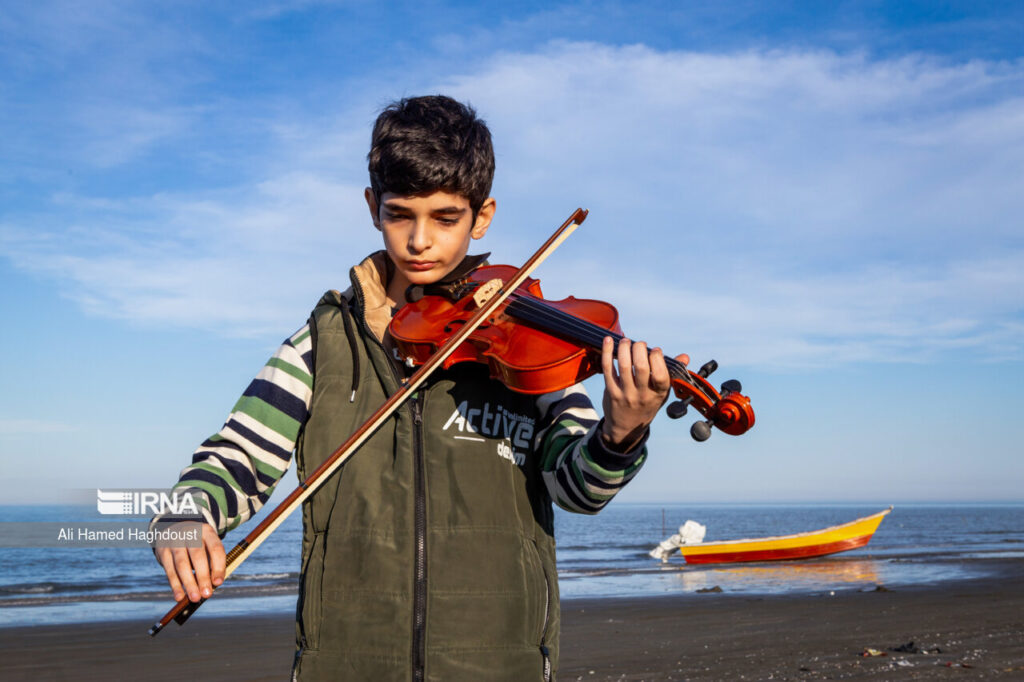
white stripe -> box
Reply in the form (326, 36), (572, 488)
(178, 460), (252, 532)
(254, 363), (313, 404)
(543, 465), (604, 515)
(198, 442), (288, 483)
(289, 324), (312, 347)
(280, 333), (314, 365)
(230, 410), (297, 452)
(534, 383), (590, 417)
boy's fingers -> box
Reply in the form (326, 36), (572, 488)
(601, 337), (621, 397)
(188, 542), (213, 599)
(204, 526), (226, 586)
(173, 548), (202, 602)
(616, 338), (634, 397)
(631, 341), (651, 390)
(157, 549), (186, 602)
(648, 347), (671, 392)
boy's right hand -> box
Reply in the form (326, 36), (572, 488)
(155, 522), (226, 602)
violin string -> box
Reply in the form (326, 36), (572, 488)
(504, 292), (689, 378)
(500, 291), (693, 384)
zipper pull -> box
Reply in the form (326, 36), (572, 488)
(411, 396), (423, 425)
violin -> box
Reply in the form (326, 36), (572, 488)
(390, 263), (754, 441)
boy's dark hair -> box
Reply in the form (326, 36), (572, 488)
(368, 95), (495, 213)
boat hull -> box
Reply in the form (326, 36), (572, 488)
(679, 508), (891, 565)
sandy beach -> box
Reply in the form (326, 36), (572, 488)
(2, 558), (1023, 681)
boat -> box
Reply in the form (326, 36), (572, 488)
(676, 507), (892, 565)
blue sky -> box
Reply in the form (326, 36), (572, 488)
(1, 1), (1022, 505)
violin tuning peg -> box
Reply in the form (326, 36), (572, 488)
(720, 379), (742, 394)
(666, 400), (688, 419)
(698, 360), (718, 379)
(690, 420), (712, 442)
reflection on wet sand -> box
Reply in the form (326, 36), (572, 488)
(669, 558), (883, 593)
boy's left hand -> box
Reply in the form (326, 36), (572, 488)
(599, 336), (676, 452)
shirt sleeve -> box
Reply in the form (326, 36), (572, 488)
(533, 383), (648, 515)
(170, 325), (315, 536)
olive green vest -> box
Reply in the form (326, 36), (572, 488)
(291, 284), (560, 681)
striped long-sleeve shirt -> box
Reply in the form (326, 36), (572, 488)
(174, 325), (647, 536)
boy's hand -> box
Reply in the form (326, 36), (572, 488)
(155, 522), (225, 602)
(599, 336), (676, 451)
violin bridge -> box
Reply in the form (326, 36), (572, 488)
(472, 278), (504, 308)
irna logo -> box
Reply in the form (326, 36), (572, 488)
(96, 489), (201, 517)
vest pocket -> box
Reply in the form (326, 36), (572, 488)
(524, 538), (551, 645)
(526, 537), (555, 681)
(298, 531), (326, 651)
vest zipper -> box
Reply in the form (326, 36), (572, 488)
(540, 563), (552, 682)
(411, 396), (427, 682)
(349, 277), (427, 681)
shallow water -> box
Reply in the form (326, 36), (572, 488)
(1, 503), (1020, 627)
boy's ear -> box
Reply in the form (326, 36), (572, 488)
(471, 197), (496, 240)
(364, 187), (381, 229)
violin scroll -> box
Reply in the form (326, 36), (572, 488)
(666, 358), (755, 441)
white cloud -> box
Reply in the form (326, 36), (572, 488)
(2, 42), (1022, 365)
(2, 173), (377, 337)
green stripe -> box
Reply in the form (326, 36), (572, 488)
(175, 478), (231, 530)
(539, 434), (576, 471)
(579, 445), (645, 479)
(292, 328), (311, 345)
(540, 417), (589, 446)
(231, 395), (302, 441)
(189, 462), (245, 496)
(570, 455), (616, 502)
(171, 484), (212, 513)
(251, 455), (287, 481)
(267, 356), (313, 389)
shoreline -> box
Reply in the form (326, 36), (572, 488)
(2, 560), (1023, 680)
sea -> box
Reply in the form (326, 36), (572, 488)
(1, 503), (1021, 628)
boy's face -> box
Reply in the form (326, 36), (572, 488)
(365, 188), (495, 303)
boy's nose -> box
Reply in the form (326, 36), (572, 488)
(408, 220), (432, 253)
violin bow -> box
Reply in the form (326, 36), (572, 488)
(148, 208), (588, 636)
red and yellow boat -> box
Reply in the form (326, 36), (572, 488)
(678, 507), (892, 565)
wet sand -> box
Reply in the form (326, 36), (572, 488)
(2, 559), (1023, 681)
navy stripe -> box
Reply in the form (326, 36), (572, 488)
(174, 486), (223, 529)
(555, 466), (602, 513)
(578, 465), (626, 493)
(539, 414), (599, 439)
(537, 393), (594, 431)
(300, 350), (315, 375)
(197, 437), (245, 454)
(195, 435), (292, 473)
(198, 451), (260, 497)
(193, 437), (254, 460)
(584, 429), (646, 470)
(255, 466), (279, 488)
(224, 418), (292, 461)
(179, 470), (238, 521)
(243, 378), (309, 424)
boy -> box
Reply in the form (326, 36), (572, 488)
(156, 95), (674, 681)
